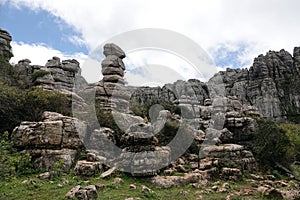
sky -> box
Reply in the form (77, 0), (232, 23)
(0, 0), (300, 85)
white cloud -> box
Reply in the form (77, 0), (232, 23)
(3, 0), (300, 84)
(10, 41), (87, 66)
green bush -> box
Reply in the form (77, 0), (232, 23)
(22, 87), (71, 121)
(31, 70), (50, 81)
(0, 131), (33, 179)
(94, 105), (124, 145)
(156, 121), (179, 146)
(252, 118), (294, 171)
(130, 98), (180, 121)
(0, 83), (70, 133)
(278, 123), (300, 161)
(0, 56), (25, 87)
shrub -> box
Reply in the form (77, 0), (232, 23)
(0, 131), (33, 179)
(130, 98), (180, 121)
(0, 83), (70, 133)
(0, 82), (25, 133)
(94, 105), (124, 145)
(156, 121), (179, 146)
(252, 118), (294, 171)
(22, 87), (71, 121)
(31, 70), (50, 81)
(278, 123), (300, 161)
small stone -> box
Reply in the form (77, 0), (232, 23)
(195, 195), (203, 200)
(65, 185), (82, 199)
(179, 190), (189, 196)
(222, 182), (230, 189)
(95, 183), (106, 189)
(37, 172), (51, 180)
(100, 167), (117, 178)
(212, 185), (218, 191)
(129, 184), (137, 189)
(85, 185), (98, 200)
(176, 164), (186, 173)
(113, 177), (123, 184)
(266, 175), (276, 181)
(61, 178), (69, 185)
(141, 185), (153, 193)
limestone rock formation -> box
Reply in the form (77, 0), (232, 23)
(0, 29), (13, 61)
(210, 48), (300, 119)
(198, 144), (256, 179)
(95, 43), (130, 113)
(130, 79), (209, 106)
(12, 111), (87, 170)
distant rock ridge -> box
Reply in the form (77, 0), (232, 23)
(130, 48), (300, 120)
(209, 47), (300, 119)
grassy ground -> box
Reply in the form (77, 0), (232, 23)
(0, 172), (272, 200)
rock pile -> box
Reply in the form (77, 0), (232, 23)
(12, 111), (87, 170)
(161, 96), (258, 179)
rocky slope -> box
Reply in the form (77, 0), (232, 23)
(210, 48), (300, 119)
(131, 48), (300, 121)
(1, 28), (300, 178)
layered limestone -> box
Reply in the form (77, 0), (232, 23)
(12, 111), (87, 170)
(209, 48), (300, 119)
(94, 43), (130, 113)
(0, 28), (12, 61)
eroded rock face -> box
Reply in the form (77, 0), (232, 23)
(12, 111), (87, 170)
(130, 79), (209, 106)
(13, 56), (88, 92)
(0, 29), (12, 61)
(95, 43), (129, 113)
(210, 48), (300, 119)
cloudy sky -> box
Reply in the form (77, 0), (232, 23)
(1, 0), (300, 85)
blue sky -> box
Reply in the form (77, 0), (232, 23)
(1, 0), (300, 84)
(0, 6), (88, 54)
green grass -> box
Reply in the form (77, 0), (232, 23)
(0, 172), (275, 200)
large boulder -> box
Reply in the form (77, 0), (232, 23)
(12, 111), (87, 170)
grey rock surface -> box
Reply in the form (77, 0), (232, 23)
(12, 111), (87, 170)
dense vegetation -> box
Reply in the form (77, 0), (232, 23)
(252, 118), (300, 173)
(0, 82), (70, 134)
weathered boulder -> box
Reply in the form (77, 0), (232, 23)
(103, 43), (126, 59)
(198, 144), (257, 179)
(22, 148), (77, 171)
(119, 146), (171, 176)
(74, 160), (102, 177)
(12, 111), (87, 170)
(150, 173), (202, 188)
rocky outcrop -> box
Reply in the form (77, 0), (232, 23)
(94, 43), (130, 113)
(130, 79), (209, 106)
(0, 29), (13, 61)
(12, 111), (87, 170)
(14, 56), (87, 92)
(210, 48), (300, 119)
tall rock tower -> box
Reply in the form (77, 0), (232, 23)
(95, 43), (130, 113)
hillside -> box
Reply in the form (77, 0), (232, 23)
(0, 28), (300, 200)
